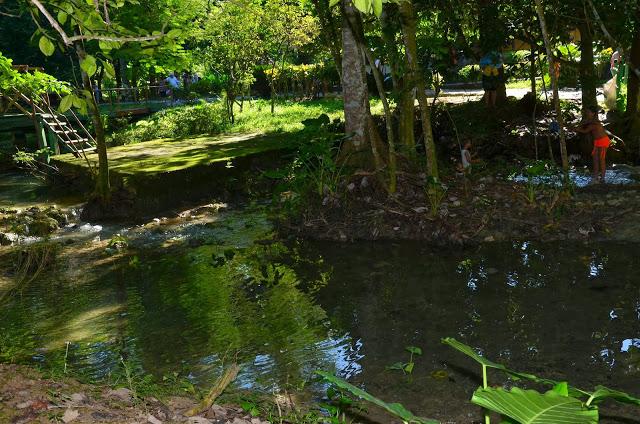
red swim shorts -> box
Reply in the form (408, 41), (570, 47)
(594, 136), (611, 148)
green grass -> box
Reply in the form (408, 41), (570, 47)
(506, 75), (552, 91)
(229, 98), (344, 134)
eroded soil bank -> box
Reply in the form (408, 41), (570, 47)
(0, 364), (268, 424)
(281, 170), (640, 244)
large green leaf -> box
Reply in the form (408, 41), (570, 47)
(472, 387), (598, 424)
(442, 338), (590, 397)
(315, 371), (438, 424)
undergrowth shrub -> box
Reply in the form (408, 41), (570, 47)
(109, 100), (229, 145)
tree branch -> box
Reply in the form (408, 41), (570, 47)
(28, 0), (164, 46)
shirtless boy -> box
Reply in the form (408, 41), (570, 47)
(574, 106), (611, 183)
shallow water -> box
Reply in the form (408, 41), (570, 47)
(2, 201), (640, 421)
(511, 164), (639, 187)
(0, 172), (84, 209)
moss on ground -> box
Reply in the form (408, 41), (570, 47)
(51, 132), (295, 177)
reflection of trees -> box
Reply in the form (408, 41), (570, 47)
(129, 243), (331, 388)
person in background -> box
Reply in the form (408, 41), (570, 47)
(573, 106), (611, 184)
(458, 140), (478, 174)
(165, 72), (181, 98)
(480, 52), (502, 108)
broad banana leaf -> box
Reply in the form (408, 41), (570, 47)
(472, 387), (598, 424)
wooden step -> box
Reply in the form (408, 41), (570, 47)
(52, 129), (78, 135)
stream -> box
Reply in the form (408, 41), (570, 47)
(1, 172), (640, 423)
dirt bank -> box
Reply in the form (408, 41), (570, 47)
(0, 364), (268, 424)
(280, 171), (640, 244)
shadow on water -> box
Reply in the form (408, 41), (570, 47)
(1, 205), (640, 422)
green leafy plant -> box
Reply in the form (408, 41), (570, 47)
(315, 371), (437, 424)
(387, 346), (422, 375)
(425, 177), (447, 218)
(443, 337), (640, 423)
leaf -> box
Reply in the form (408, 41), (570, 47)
(550, 382), (568, 397)
(57, 11), (67, 25)
(352, 0), (370, 13)
(72, 95), (85, 109)
(472, 387), (598, 424)
(403, 362), (414, 374)
(386, 362), (405, 371)
(80, 55), (97, 77)
(372, 0), (382, 17)
(59, 94), (73, 112)
(315, 371), (437, 424)
(329, 0), (339, 7)
(102, 60), (116, 79)
(442, 338), (591, 397)
(167, 29), (182, 38)
(406, 346), (422, 355)
(39, 36), (55, 56)
(588, 386), (640, 406)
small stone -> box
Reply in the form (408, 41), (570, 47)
(231, 418), (251, 424)
(70, 393), (87, 404)
(106, 387), (133, 402)
(413, 207), (427, 213)
(17, 401), (32, 409)
(448, 196), (458, 202)
(346, 183), (356, 191)
(0, 232), (12, 246)
(452, 200), (462, 207)
(147, 414), (163, 424)
(62, 409), (80, 423)
(360, 177), (369, 188)
(483, 235), (495, 242)
(210, 405), (228, 418)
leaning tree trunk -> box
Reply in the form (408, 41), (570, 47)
(625, 6), (640, 153)
(339, 0), (382, 169)
(399, 0), (438, 177)
(534, 0), (569, 173)
(578, 21), (597, 111)
(76, 44), (110, 202)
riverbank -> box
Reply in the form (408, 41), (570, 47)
(0, 364), (269, 424)
(278, 168), (640, 244)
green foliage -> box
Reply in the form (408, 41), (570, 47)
(0, 52), (70, 97)
(472, 386), (598, 424)
(425, 177), (447, 218)
(443, 338), (640, 423)
(109, 100), (229, 145)
(387, 346), (422, 375)
(315, 371), (437, 424)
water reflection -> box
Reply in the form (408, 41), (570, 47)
(2, 234), (640, 421)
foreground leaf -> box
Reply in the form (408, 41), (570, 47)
(588, 386), (640, 406)
(315, 371), (437, 423)
(472, 387), (598, 424)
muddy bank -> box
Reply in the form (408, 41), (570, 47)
(279, 171), (640, 244)
(0, 364), (269, 424)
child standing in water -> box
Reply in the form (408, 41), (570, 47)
(574, 106), (611, 183)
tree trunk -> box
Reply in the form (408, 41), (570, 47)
(380, 5), (415, 155)
(399, 0), (438, 177)
(76, 44), (110, 202)
(625, 6), (640, 151)
(534, 0), (569, 173)
(578, 22), (597, 110)
(339, 0), (379, 167)
(530, 47), (537, 97)
(362, 46), (397, 192)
